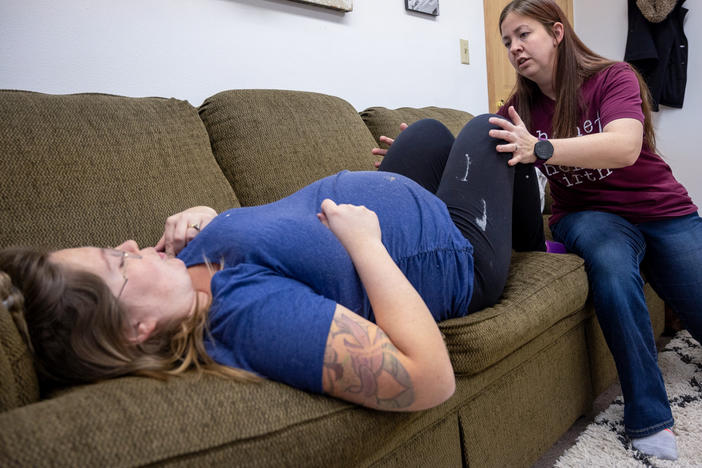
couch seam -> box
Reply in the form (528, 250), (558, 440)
(365, 408), (462, 468)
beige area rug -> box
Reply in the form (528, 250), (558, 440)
(556, 331), (702, 468)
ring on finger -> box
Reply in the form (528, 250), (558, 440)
(187, 223), (201, 231)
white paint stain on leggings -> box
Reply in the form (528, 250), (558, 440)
(458, 153), (471, 182)
(476, 199), (487, 231)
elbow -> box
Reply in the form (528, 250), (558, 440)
(441, 363), (457, 402)
(442, 374), (457, 404)
(430, 370), (456, 409)
(432, 368), (456, 406)
(621, 148), (640, 167)
(609, 147), (639, 168)
(413, 362), (456, 411)
(618, 137), (642, 167)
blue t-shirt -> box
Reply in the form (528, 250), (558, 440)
(178, 171), (474, 393)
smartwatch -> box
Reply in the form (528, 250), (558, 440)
(534, 139), (554, 161)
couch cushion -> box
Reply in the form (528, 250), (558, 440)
(0, 90), (239, 250)
(440, 251), (588, 375)
(360, 106), (474, 145)
(0, 303), (40, 412)
(0, 374), (445, 467)
(199, 89), (378, 207)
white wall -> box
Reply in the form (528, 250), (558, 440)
(0, 0), (489, 113)
(574, 0), (700, 206)
(2, 0), (697, 205)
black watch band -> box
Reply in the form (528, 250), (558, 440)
(534, 139), (554, 161)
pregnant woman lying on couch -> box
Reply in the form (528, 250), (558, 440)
(0, 114), (545, 411)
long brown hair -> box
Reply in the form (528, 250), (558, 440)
(0, 247), (257, 387)
(499, 0), (656, 150)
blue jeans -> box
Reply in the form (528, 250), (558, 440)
(551, 210), (702, 437)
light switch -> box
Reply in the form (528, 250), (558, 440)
(460, 39), (470, 65)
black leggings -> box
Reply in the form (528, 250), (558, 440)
(378, 115), (545, 312)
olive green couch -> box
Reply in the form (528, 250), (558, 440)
(0, 89), (664, 467)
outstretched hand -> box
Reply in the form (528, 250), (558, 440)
(372, 122), (409, 168)
(317, 199), (381, 252)
(155, 206), (218, 257)
(488, 106), (539, 166)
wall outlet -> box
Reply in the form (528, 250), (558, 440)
(460, 39), (470, 65)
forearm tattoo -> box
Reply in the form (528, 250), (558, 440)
(323, 311), (415, 409)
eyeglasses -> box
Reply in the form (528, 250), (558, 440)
(104, 249), (143, 298)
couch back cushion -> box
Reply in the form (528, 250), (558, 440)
(360, 106), (474, 145)
(199, 90), (378, 206)
(0, 90), (239, 251)
(0, 90), (239, 407)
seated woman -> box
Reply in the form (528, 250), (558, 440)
(0, 114), (545, 411)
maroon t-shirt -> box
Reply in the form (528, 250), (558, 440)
(500, 62), (697, 225)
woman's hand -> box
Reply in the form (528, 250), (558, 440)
(372, 122), (408, 168)
(155, 206), (217, 256)
(317, 199), (381, 252)
(488, 106), (539, 166)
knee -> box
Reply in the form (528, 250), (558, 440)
(464, 113), (507, 131)
(455, 113), (508, 146)
(585, 244), (644, 286)
(403, 118), (454, 141)
(383, 118), (455, 166)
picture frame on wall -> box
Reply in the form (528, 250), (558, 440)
(287, 0), (352, 12)
(405, 0), (439, 16)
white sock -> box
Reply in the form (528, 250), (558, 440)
(631, 428), (678, 460)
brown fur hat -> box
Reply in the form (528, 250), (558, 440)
(636, 0), (678, 23)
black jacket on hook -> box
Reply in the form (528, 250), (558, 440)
(625, 0), (688, 111)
